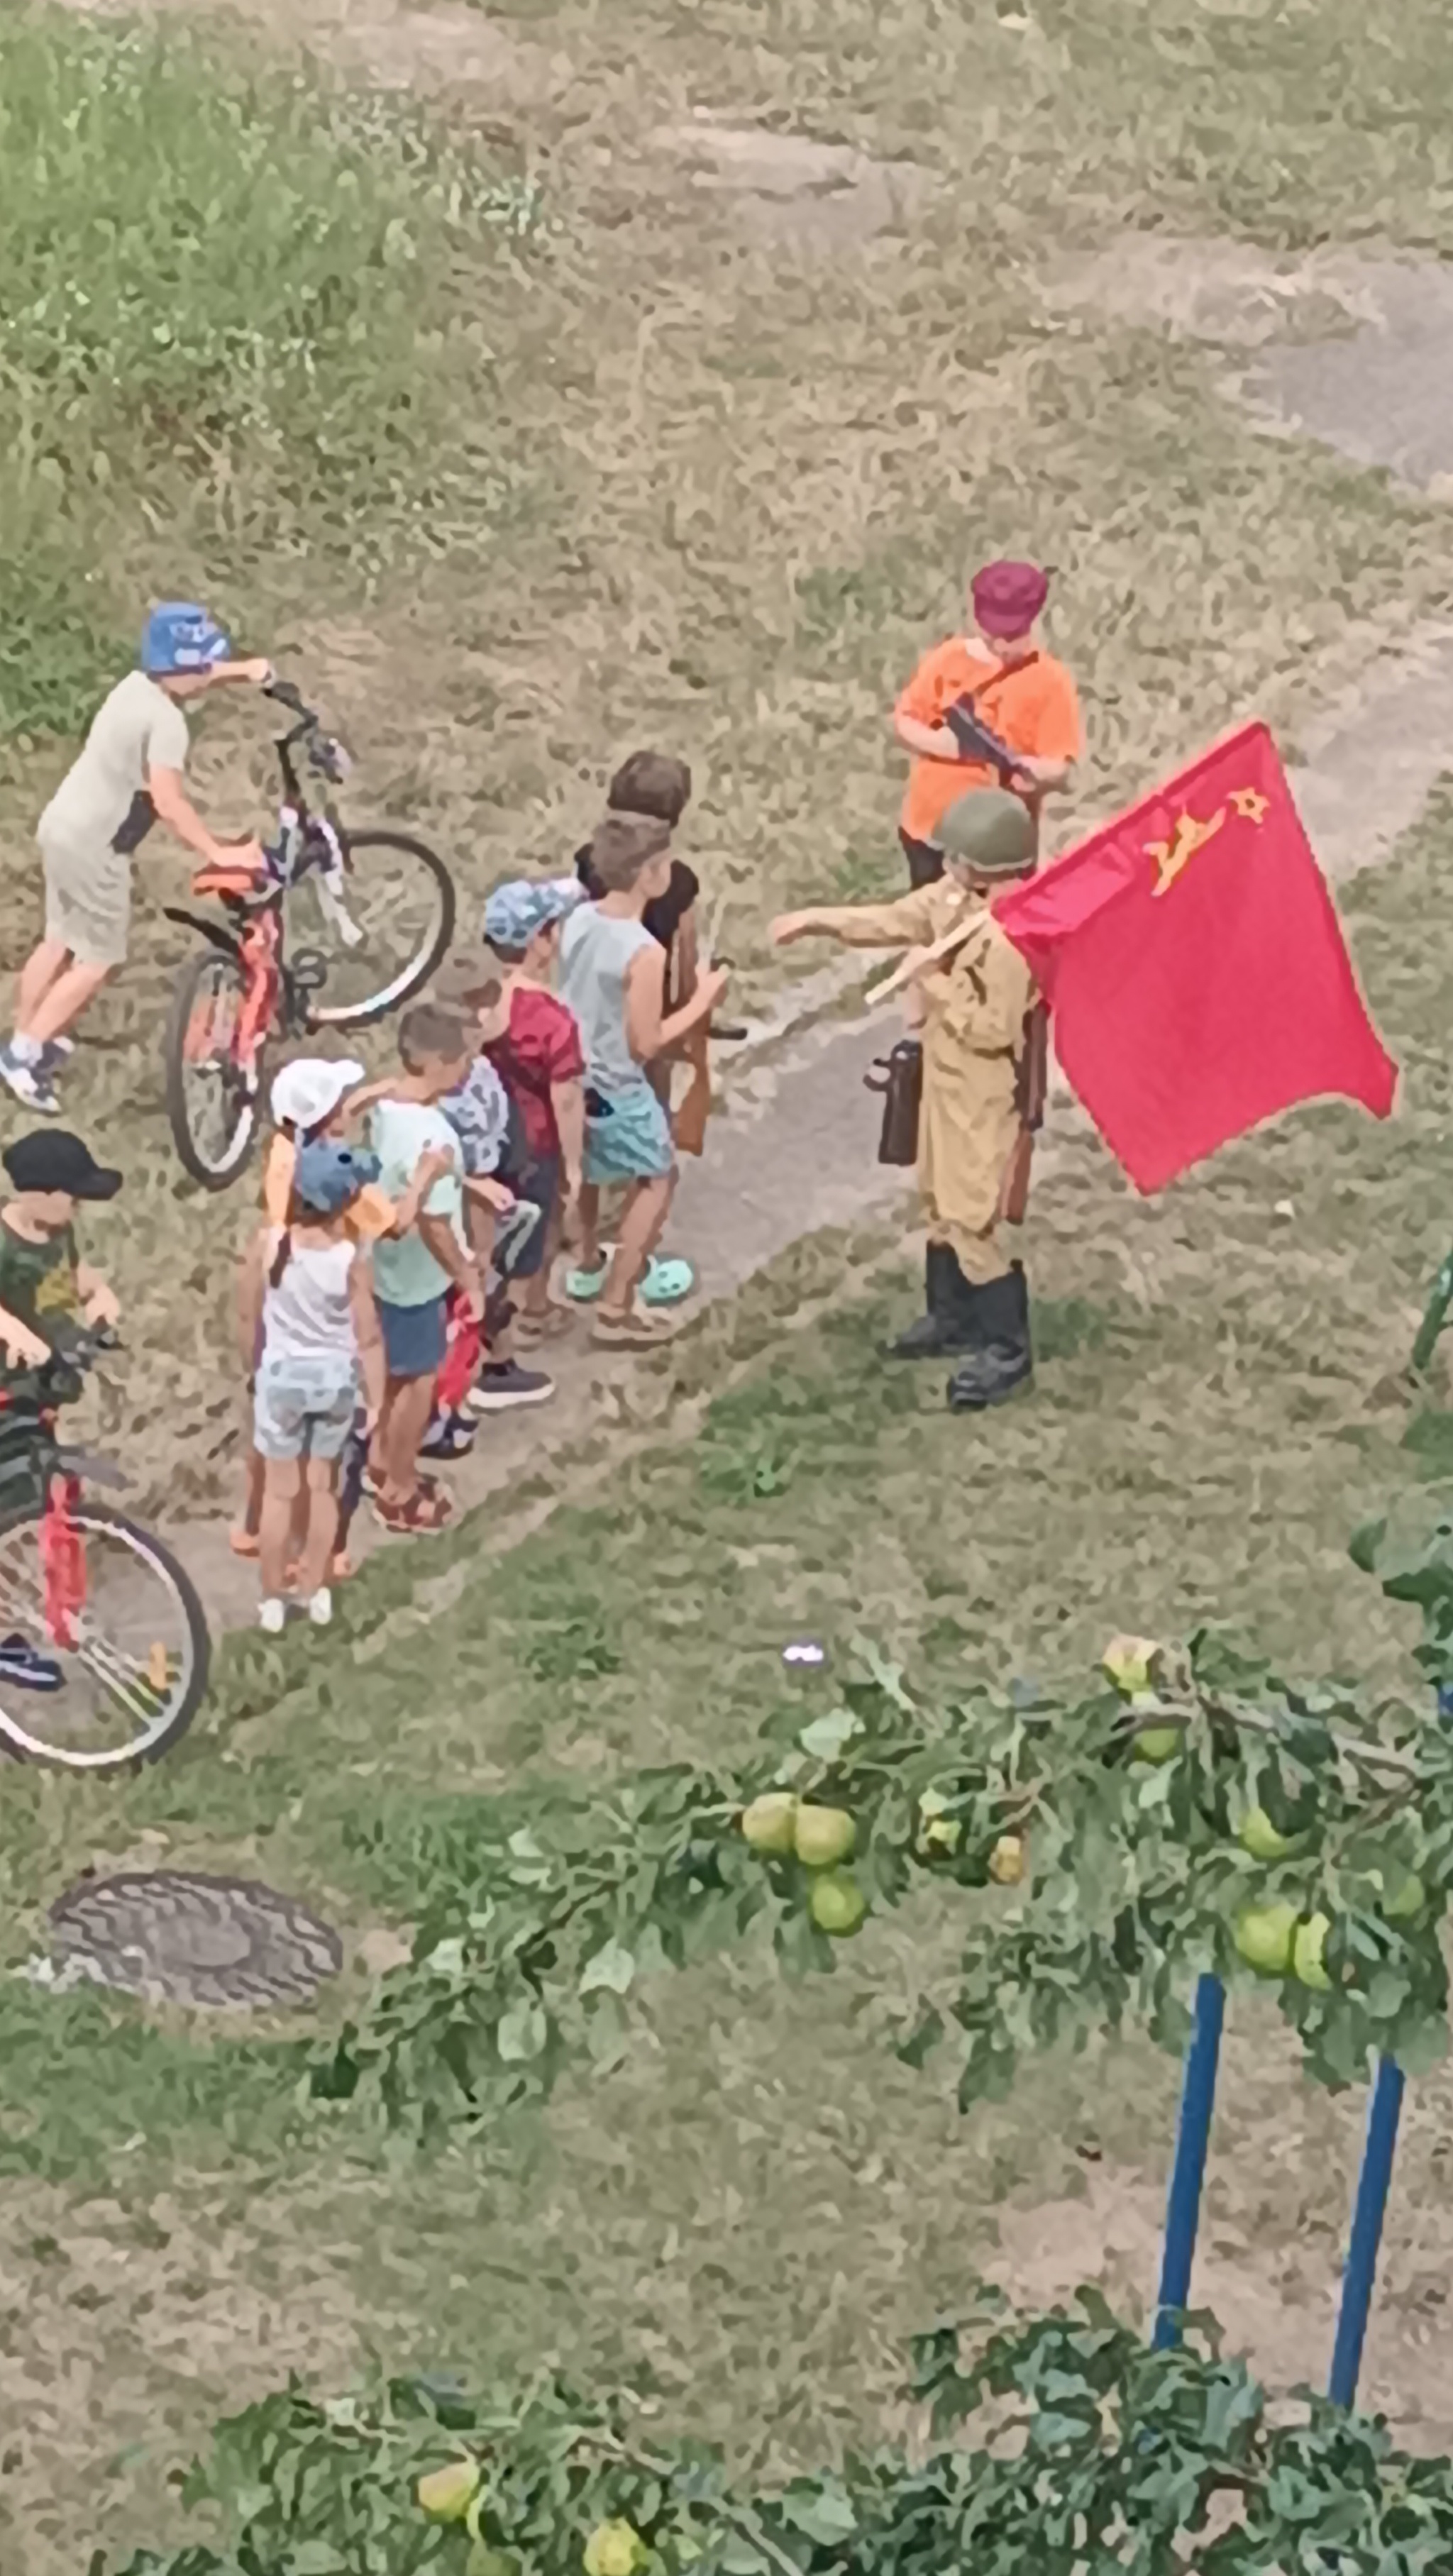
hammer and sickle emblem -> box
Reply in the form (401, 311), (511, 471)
(1146, 806), (1226, 897)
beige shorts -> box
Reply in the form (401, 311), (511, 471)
(40, 831), (131, 968)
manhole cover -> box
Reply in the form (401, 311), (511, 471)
(48, 1871), (342, 2008)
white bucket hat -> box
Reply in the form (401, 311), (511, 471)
(269, 1056), (366, 1134)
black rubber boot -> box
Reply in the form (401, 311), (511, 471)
(885, 1244), (978, 1359)
(946, 1264), (1033, 1411)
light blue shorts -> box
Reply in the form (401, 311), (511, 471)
(583, 1083), (675, 1185)
(253, 1357), (359, 1463)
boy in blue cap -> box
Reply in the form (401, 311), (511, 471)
(2, 602), (272, 1111)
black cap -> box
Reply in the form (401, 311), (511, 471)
(2, 1129), (123, 1200)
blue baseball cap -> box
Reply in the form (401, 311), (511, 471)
(140, 602), (232, 677)
(292, 1141), (381, 1216)
(482, 875), (583, 952)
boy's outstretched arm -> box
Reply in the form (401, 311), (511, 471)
(771, 888), (940, 950)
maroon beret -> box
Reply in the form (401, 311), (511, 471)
(971, 558), (1049, 637)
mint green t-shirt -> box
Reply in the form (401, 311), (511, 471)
(367, 1099), (465, 1309)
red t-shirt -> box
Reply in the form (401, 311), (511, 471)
(484, 985), (584, 1162)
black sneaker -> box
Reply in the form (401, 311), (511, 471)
(419, 1409), (477, 1460)
(0, 1632), (63, 1691)
(468, 1361), (556, 1413)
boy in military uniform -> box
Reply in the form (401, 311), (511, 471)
(770, 790), (1039, 1410)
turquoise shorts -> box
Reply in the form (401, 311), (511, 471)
(583, 1083), (675, 1185)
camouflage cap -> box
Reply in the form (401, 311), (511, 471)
(934, 787), (1037, 876)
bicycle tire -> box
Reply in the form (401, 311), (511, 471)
(0, 1503), (211, 1772)
(164, 948), (264, 1190)
(304, 828), (455, 1029)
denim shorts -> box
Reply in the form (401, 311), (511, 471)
(582, 1085), (675, 1186)
(497, 1152), (558, 1278)
(377, 1293), (447, 1381)
(253, 1358), (358, 1463)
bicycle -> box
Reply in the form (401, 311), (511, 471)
(162, 678), (455, 1188)
(0, 1329), (210, 1772)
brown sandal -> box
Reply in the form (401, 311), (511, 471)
(516, 1303), (574, 1344)
(373, 1485), (453, 1534)
(592, 1305), (679, 1351)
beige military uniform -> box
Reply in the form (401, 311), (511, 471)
(831, 883), (1035, 1282)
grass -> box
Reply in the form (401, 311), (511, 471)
(7, 0), (1453, 1508)
(11, 776), (1453, 2562)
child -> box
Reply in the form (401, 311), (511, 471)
(477, 878), (589, 1343)
(557, 817), (728, 1350)
(0, 1129), (123, 1377)
(430, 948), (555, 1418)
(2, 603), (272, 1112)
(366, 1004), (483, 1533)
(231, 1054), (446, 1564)
(238, 1142), (387, 1632)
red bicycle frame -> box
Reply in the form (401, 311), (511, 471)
(40, 1470), (86, 1650)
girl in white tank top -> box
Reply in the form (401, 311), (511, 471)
(240, 1143), (387, 1636)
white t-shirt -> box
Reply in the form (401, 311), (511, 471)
(39, 671), (189, 858)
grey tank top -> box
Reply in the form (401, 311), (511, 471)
(558, 905), (656, 1097)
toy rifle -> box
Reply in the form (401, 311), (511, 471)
(672, 887), (728, 1158)
(1000, 1001), (1049, 1225)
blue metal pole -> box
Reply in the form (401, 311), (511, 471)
(1152, 1972), (1225, 2349)
(1328, 2054), (1405, 2408)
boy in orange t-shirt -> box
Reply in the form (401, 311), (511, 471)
(894, 558), (1083, 888)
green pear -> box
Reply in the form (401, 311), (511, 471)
(1238, 1806), (1310, 1863)
(1132, 1727), (1181, 1766)
(1367, 1867), (1427, 1925)
(1233, 1901), (1298, 1977)
(417, 2460), (483, 2524)
(809, 1871), (867, 1936)
(1103, 1635), (1159, 1696)
(792, 1803), (856, 1868)
(584, 2521), (648, 2576)
(741, 1792), (798, 1856)
(988, 1833), (1025, 1885)
(922, 1818), (963, 1854)
(1292, 1913), (1333, 1991)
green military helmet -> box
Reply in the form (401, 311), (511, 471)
(934, 787), (1036, 877)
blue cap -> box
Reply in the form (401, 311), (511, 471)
(140, 602), (232, 677)
(292, 1141), (380, 1216)
(482, 875), (584, 952)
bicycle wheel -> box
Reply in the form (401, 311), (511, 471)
(164, 949), (263, 1188)
(0, 1504), (210, 1771)
(297, 829), (455, 1028)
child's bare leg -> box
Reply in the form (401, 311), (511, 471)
(521, 1205), (563, 1318)
(380, 1375), (436, 1503)
(24, 959), (113, 1046)
(601, 1173), (675, 1317)
(15, 940), (72, 1032)
(258, 1457), (302, 1600)
(577, 1183), (602, 1275)
(297, 1458), (340, 1596)
(232, 1447), (266, 1549)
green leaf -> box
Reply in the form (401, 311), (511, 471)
(797, 1709), (863, 1762)
(497, 2001), (548, 2062)
(579, 1940), (636, 1997)
(780, 2485), (856, 2544)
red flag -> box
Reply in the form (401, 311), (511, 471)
(991, 721), (1397, 1193)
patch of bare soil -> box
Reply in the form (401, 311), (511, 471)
(1048, 233), (1453, 493)
(991, 2022), (1453, 2454)
(50, 0), (553, 102)
(651, 114), (934, 250)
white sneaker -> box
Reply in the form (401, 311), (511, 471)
(258, 1596), (287, 1634)
(306, 1586), (333, 1627)
(0, 1045), (59, 1115)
